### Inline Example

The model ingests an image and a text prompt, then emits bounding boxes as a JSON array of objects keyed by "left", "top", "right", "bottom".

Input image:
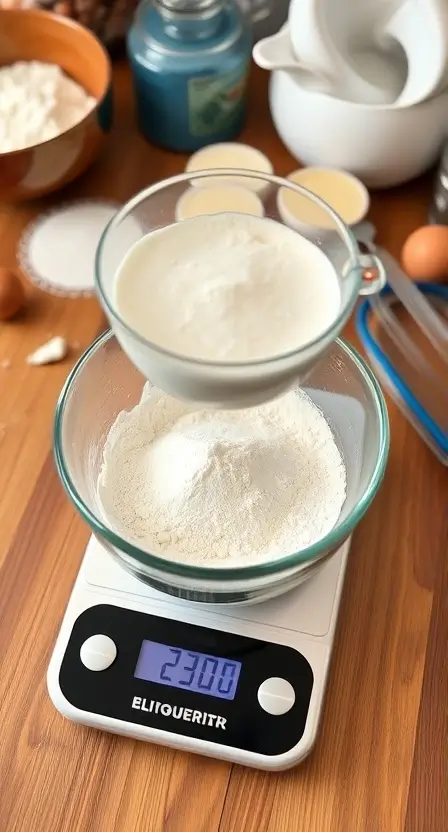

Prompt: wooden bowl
[{"left": 0, "top": 9, "right": 112, "bottom": 201}]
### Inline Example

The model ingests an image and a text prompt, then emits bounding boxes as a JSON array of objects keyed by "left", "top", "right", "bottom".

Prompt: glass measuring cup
[{"left": 95, "top": 170, "right": 385, "bottom": 408}]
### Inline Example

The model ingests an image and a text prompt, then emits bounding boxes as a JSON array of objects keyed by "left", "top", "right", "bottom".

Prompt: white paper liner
[{"left": 18, "top": 199, "right": 143, "bottom": 298}]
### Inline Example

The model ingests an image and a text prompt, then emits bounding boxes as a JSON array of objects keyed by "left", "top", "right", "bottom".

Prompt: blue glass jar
[{"left": 127, "top": 0, "right": 253, "bottom": 152}]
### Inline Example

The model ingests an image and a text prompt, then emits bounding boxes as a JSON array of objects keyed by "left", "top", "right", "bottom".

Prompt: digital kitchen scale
[{"left": 47, "top": 535, "right": 351, "bottom": 771}]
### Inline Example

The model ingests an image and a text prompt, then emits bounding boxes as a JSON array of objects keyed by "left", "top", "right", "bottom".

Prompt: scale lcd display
[{"left": 134, "top": 640, "right": 242, "bottom": 701}]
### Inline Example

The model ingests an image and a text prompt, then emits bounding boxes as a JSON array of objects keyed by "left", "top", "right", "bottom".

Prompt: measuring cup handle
[{"left": 358, "top": 254, "right": 387, "bottom": 296}]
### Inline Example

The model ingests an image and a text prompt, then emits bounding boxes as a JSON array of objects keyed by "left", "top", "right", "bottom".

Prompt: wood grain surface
[{"left": 0, "top": 64, "right": 446, "bottom": 832}]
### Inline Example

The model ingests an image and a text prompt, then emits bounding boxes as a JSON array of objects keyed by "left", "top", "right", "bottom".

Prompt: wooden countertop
[{"left": 0, "top": 64, "right": 446, "bottom": 832}]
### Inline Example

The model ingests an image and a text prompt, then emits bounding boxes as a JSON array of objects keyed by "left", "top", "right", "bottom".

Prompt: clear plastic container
[
  {"left": 54, "top": 330, "right": 389, "bottom": 604},
  {"left": 95, "top": 169, "right": 385, "bottom": 409},
  {"left": 357, "top": 278, "right": 448, "bottom": 464}
]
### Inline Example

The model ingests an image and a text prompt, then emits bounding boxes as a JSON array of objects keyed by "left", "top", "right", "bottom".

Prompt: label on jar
[{"left": 188, "top": 63, "right": 249, "bottom": 137}]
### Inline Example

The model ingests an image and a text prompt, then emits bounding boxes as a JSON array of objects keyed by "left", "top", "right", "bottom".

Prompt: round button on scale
[
  {"left": 80, "top": 634, "right": 117, "bottom": 671},
  {"left": 257, "top": 677, "right": 296, "bottom": 716}
]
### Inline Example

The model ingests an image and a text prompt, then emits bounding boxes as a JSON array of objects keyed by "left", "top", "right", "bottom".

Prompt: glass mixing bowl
[
  {"left": 54, "top": 330, "right": 389, "bottom": 605},
  {"left": 95, "top": 170, "right": 385, "bottom": 408}
]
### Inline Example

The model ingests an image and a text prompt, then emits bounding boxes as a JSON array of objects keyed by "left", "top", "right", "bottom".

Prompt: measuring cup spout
[
  {"left": 253, "top": 25, "right": 330, "bottom": 91},
  {"left": 253, "top": 25, "right": 302, "bottom": 71}
]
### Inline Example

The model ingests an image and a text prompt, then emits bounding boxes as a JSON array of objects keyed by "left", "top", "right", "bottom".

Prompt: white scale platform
[{"left": 47, "top": 536, "right": 351, "bottom": 771}]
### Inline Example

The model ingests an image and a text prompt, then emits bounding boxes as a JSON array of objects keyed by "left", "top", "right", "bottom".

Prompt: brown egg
[
  {"left": 0, "top": 268, "right": 26, "bottom": 320},
  {"left": 401, "top": 225, "right": 448, "bottom": 282}
]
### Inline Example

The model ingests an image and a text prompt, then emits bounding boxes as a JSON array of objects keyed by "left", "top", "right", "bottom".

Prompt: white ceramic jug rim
[{"left": 274, "top": 67, "right": 448, "bottom": 112}]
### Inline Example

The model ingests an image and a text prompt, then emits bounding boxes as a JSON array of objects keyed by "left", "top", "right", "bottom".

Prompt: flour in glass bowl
[
  {"left": 0, "top": 62, "right": 96, "bottom": 153},
  {"left": 97, "top": 385, "right": 347, "bottom": 568}
]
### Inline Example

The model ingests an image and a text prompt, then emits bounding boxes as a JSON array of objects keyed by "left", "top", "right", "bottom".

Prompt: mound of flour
[
  {"left": 97, "top": 385, "right": 347, "bottom": 567},
  {"left": 0, "top": 61, "right": 95, "bottom": 153}
]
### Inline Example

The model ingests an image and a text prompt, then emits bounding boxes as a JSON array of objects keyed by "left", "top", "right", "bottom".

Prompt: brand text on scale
[{"left": 131, "top": 697, "right": 227, "bottom": 729}]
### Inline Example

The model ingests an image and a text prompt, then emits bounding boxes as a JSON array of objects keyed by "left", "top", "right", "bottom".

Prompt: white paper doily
[{"left": 18, "top": 200, "right": 143, "bottom": 298}]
